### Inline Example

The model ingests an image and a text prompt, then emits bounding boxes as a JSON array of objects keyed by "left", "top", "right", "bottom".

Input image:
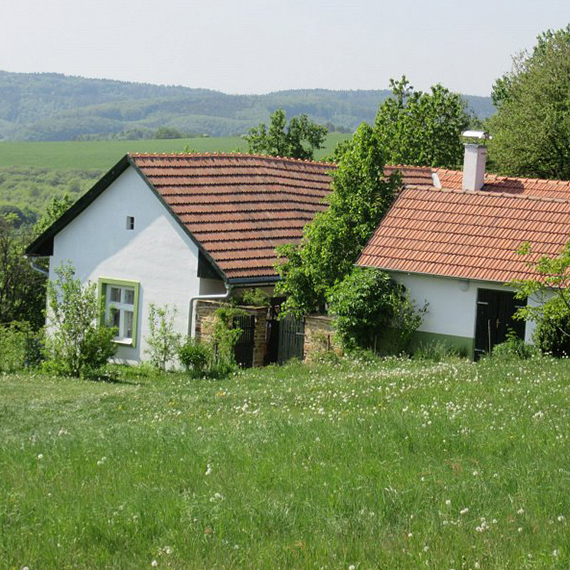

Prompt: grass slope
[
  {"left": 0, "top": 133, "right": 348, "bottom": 171},
  {"left": 2, "top": 356, "right": 570, "bottom": 568}
]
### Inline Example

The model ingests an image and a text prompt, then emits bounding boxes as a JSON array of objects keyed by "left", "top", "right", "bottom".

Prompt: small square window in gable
[{"left": 126, "top": 216, "right": 135, "bottom": 230}]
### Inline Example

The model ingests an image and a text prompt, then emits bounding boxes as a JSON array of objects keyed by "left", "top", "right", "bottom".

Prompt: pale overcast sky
[{"left": 1, "top": 0, "right": 569, "bottom": 96}]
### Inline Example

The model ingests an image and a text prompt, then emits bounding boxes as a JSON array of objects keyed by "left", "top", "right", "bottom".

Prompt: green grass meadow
[
  {"left": 2, "top": 356, "right": 570, "bottom": 568},
  {"left": 0, "top": 133, "right": 348, "bottom": 171}
]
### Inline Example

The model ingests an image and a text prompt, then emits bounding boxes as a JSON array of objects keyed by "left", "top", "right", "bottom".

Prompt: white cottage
[
  {"left": 26, "top": 153, "right": 335, "bottom": 364},
  {"left": 358, "top": 145, "right": 570, "bottom": 358}
]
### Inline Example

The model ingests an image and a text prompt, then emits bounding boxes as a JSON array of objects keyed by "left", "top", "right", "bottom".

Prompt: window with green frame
[{"left": 98, "top": 278, "right": 141, "bottom": 347}]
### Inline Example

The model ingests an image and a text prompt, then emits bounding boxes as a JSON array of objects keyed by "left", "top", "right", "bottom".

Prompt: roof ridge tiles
[
  {"left": 410, "top": 186, "right": 570, "bottom": 205},
  {"left": 129, "top": 152, "right": 336, "bottom": 168}
]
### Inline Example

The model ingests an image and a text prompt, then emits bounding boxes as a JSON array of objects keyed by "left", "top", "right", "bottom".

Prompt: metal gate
[
  {"left": 233, "top": 315, "right": 255, "bottom": 368},
  {"left": 277, "top": 316, "right": 305, "bottom": 364}
]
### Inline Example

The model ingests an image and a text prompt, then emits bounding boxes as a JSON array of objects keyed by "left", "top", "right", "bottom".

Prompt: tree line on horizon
[{"left": 0, "top": 70, "right": 494, "bottom": 142}]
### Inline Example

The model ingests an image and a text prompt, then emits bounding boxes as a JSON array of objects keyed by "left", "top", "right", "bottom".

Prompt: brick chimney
[{"left": 461, "top": 131, "right": 490, "bottom": 191}]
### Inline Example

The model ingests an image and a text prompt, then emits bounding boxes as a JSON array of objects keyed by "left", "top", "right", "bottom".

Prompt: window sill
[{"left": 113, "top": 339, "right": 135, "bottom": 347}]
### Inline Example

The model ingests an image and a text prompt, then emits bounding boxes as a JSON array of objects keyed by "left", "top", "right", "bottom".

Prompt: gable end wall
[{"left": 50, "top": 166, "right": 204, "bottom": 363}]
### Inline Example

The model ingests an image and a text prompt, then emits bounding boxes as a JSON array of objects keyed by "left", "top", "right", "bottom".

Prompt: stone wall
[
  {"left": 303, "top": 315, "right": 341, "bottom": 362},
  {"left": 195, "top": 300, "right": 268, "bottom": 367}
]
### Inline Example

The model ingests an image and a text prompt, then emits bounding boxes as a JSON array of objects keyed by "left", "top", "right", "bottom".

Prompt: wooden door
[{"left": 474, "top": 289, "right": 526, "bottom": 359}]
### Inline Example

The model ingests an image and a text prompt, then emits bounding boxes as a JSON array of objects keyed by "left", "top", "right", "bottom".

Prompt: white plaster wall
[
  {"left": 50, "top": 166, "right": 204, "bottom": 364},
  {"left": 389, "top": 272, "right": 536, "bottom": 344}
]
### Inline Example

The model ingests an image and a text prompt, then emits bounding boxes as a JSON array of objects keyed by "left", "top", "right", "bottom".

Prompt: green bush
[
  {"left": 492, "top": 330, "right": 541, "bottom": 360},
  {"left": 45, "top": 263, "right": 117, "bottom": 377},
  {"left": 328, "top": 267, "right": 426, "bottom": 354},
  {"left": 235, "top": 288, "right": 270, "bottom": 307},
  {"left": 144, "top": 304, "right": 181, "bottom": 371},
  {"left": 210, "top": 306, "right": 246, "bottom": 375},
  {"left": 0, "top": 321, "right": 43, "bottom": 372},
  {"left": 533, "top": 298, "right": 570, "bottom": 356},
  {"left": 178, "top": 337, "right": 211, "bottom": 377}
]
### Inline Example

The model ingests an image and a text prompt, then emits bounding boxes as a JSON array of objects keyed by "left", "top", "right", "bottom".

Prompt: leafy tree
[
  {"left": 154, "top": 126, "right": 185, "bottom": 139},
  {"left": 0, "top": 215, "right": 46, "bottom": 329},
  {"left": 275, "top": 123, "right": 400, "bottom": 316},
  {"left": 45, "top": 263, "right": 117, "bottom": 376},
  {"left": 374, "top": 77, "right": 470, "bottom": 169},
  {"left": 488, "top": 26, "right": 570, "bottom": 179},
  {"left": 328, "top": 267, "right": 425, "bottom": 352},
  {"left": 0, "top": 205, "right": 36, "bottom": 228},
  {"left": 144, "top": 303, "right": 181, "bottom": 371},
  {"left": 34, "top": 194, "right": 74, "bottom": 236},
  {"left": 510, "top": 239, "right": 570, "bottom": 355},
  {"left": 245, "top": 109, "right": 328, "bottom": 160}
]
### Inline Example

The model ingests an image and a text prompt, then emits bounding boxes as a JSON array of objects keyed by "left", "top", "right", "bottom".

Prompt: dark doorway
[
  {"left": 474, "top": 289, "right": 526, "bottom": 360},
  {"left": 233, "top": 314, "right": 255, "bottom": 368},
  {"left": 265, "top": 297, "right": 285, "bottom": 365}
]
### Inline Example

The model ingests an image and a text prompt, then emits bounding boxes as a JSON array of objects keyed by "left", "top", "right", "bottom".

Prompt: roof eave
[
  {"left": 227, "top": 275, "right": 280, "bottom": 286},
  {"left": 356, "top": 263, "right": 517, "bottom": 287}
]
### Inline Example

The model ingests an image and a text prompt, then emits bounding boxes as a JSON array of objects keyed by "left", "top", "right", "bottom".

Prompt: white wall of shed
[
  {"left": 390, "top": 272, "right": 537, "bottom": 343},
  {"left": 50, "top": 166, "right": 203, "bottom": 364}
]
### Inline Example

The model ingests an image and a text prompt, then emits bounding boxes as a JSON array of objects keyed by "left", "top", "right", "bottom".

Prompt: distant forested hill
[{"left": 0, "top": 71, "right": 495, "bottom": 141}]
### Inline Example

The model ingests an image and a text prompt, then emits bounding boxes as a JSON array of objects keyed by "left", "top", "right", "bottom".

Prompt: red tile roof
[
  {"left": 358, "top": 188, "right": 570, "bottom": 283},
  {"left": 130, "top": 153, "right": 335, "bottom": 281},
  {"left": 436, "top": 168, "right": 570, "bottom": 199}
]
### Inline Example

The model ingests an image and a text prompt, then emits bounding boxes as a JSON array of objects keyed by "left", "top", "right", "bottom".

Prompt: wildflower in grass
[
  {"left": 517, "top": 508, "right": 524, "bottom": 514},
  {"left": 558, "top": 515, "right": 565, "bottom": 522},
  {"left": 205, "top": 464, "right": 212, "bottom": 476},
  {"left": 151, "top": 560, "right": 158, "bottom": 567},
  {"left": 460, "top": 508, "right": 469, "bottom": 515},
  {"left": 445, "top": 499, "right": 451, "bottom": 506},
  {"left": 37, "top": 454, "right": 43, "bottom": 460}
]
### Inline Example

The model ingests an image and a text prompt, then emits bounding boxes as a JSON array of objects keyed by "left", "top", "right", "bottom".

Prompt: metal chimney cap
[{"left": 462, "top": 130, "right": 491, "bottom": 140}]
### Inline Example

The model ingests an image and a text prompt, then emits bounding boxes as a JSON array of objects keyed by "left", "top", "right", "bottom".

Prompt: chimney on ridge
[{"left": 461, "top": 131, "right": 490, "bottom": 192}]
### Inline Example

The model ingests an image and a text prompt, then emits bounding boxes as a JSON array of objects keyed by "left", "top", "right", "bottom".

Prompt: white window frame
[{"left": 99, "top": 278, "right": 140, "bottom": 347}]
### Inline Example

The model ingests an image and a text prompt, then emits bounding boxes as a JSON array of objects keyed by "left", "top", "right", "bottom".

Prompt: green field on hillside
[
  {"left": 0, "top": 134, "right": 349, "bottom": 217},
  {"left": 0, "top": 133, "right": 348, "bottom": 171},
  {"left": 2, "top": 356, "right": 570, "bottom": 568}
]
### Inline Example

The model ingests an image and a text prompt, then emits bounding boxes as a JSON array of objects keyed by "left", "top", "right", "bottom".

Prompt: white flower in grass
[
  {"left": 553, "top": 549, "right": 559, "bottom": 557},
  {"left": 460, "top": 508, "right": 469, "bottom": 515},
  {"left": 37, "top": 454, "right": 43, "bottom": 460},
  {"left": 445, "top": 499, "right": 451, "bottom": 506},
  {"left": 558, "top": 515, "right": 565, "bottom": 522},
  {"left": 151, "top": 560, "right": 158, "bottom": 567},
  {"left": 517, "top": 508, "right": 524, "bottom": 515},
  {"left": 348, "top": 565, "right": 356, "bottom": 570},
  {"left": 205, "top": 464, "right": 212, "bottom": 476}
]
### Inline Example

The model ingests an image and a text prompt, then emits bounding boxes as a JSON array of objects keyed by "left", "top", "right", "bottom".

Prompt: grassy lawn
[
  {"left": 0, "top": 133, "right": 348, "bottom": 171},
  {"left": 2, "top": 356, "right": 570, "bottom": 568}
]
